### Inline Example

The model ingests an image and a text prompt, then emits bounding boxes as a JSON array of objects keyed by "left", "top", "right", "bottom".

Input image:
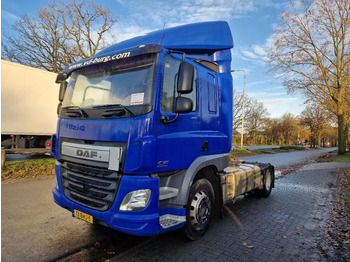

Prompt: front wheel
[{"left": 184, "top": 178, "right": 215, "bottom": 240}]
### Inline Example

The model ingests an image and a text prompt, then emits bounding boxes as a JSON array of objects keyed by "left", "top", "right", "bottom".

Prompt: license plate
[{"left": 74, "top": 209, "right": 93, "bottom": 224}]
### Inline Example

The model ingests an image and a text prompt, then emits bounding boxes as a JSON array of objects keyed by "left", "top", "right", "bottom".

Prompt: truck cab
[{"left": 52, "top": 21, "right": 274, "bottom": 240}]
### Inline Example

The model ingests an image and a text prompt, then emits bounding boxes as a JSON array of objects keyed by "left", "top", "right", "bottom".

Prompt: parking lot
[
  {"left": 110, "top": 162, "right": 341, "bottom": 262},
  {"left": 2, "top": 153, "right": 349, "bottom": 262}
]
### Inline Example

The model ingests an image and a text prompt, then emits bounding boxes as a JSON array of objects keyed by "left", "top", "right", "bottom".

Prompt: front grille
[{"left": 61, "top": 162, "right": 120, "bottom": 211}]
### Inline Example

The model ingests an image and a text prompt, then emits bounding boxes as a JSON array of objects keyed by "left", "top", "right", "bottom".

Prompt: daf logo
[{"left": 76, "top": 149, "right": 98, "bottom": 158}]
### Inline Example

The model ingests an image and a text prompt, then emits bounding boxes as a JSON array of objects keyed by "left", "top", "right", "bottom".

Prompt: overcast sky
[{"left": 1, "top": 0, "right": 307, "bottom": 117}]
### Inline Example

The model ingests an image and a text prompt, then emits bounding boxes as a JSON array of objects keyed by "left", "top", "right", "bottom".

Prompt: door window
[{"left": 161, "top": 56, "right": 197, "bottom": 112}]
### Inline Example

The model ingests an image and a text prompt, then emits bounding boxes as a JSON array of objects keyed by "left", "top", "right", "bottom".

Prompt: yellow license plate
[{"left": 74, "top": 209, "right": 93, "bottom": 224}]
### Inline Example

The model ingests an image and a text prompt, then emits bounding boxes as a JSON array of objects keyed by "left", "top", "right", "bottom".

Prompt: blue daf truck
[{"left": 52, "top": 21, "right": 274, "bottom": 240}]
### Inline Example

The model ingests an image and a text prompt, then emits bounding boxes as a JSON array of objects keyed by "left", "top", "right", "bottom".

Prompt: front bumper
[{"left": 53, "top": 162, "right": 185, "bottom": 236}]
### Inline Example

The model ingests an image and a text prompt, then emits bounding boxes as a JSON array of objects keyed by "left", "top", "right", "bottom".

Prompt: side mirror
[
  {"left": 57, "top": 102, "right": 62, "bottom": 115},
  {"left": 56, "top": 73, "right": 68, "bottom": 83},
  {"left": 160, "top": 97, "right": 193, "bottom": 124},
  {"left": 177, "top": 62, "right": 194, "bottom": 94},
  {"left": 59, "top": 81, "right": 68, "bottom": 102},
  {"left": 175, "top": 97, "right": 193, "bottom": 113}
]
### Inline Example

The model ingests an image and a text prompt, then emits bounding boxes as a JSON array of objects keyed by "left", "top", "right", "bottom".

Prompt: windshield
[{"left": 62, "top": 54, "right": 156, "bottom": 113}]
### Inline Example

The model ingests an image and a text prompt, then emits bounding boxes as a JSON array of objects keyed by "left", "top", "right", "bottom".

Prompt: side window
[
  {"left": 207, "top": 74, "right": 217, "bottom": 113},
  {"left": 161, "top": 56, "right": 197, "bottom": 112}
]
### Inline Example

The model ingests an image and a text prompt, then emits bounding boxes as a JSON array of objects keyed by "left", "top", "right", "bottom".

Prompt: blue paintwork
[
  {"left": 53, "top": 167, "right": 164, "bottom": 236},
  {"left": 64, "top": 21, "right": 233, "bottom": 74},
  {"left": 98, "top": 21, "right": 233, "bottom": 55},
  {"left": 53, "top": 21, "right": 234, "bottom": 236}
]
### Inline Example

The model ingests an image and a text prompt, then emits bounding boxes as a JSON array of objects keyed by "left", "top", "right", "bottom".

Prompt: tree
[
  {"left": 322, "top": 124, "right": 339, "bottom": 147},
  {"left": 233, "top": 89, "right": 268, "bottom": 130},
  {"left": 300, "top": 102, "right": 334, "bottom": 147},
  {"left": 264, "top": 117, "right": 283, "bottom": 145},
  {"left": 2, "top": 0, "right": 117, "bottom": 72},
  {"left": 268, "top": 0, "right": 350, "bottom": 154},
  {"left": 298, "top": 124, "right": 311, "bottom": 145},
  {"left": 279, "top": 113, "right": 300, "bottom": 145},
  {"left": 233, "top": 89, "right": 269, "bottom": 144},
  {"left": 245, "top": 101, "right": 269, "bottom": 143},
  {"left": 233, "top": 89, "right": 247, "bottom": 131},
  {"left": 264, "top": 114, "right": 301, "bottom": 145}
]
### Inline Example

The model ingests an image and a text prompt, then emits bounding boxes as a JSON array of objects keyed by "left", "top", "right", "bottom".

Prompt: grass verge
[
  {"left": 331, "top": 153, "right": 350, "bottom": 162},
  {"left": 260, "top": 146, "right": 307, "bottom": 153},
  {"left": 1, "top": 158, "right": 56, "bottom": 183},
  {"left": 230, "top": 145, "right": 308, "bottom": 158},
  {"left": 230, "top": 148, "right": 257, "bottom": 156},
  {"left": 278, "top": 146, "right": 306, "bottom": 150},
  {"left": 230, "top": 148, "right": 260, "bottom": 160}
]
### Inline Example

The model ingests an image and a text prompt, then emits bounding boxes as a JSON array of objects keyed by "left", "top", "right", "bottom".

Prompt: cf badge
[{"left": 157, "top": 161, "right": 169, "bottom": 168}]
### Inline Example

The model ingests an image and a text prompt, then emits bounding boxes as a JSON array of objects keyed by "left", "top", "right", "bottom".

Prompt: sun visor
[{"left": 62, "top": 44, "right": 162, "bottom": 73}]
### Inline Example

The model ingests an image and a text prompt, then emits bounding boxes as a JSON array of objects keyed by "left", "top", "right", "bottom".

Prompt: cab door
[{"left": 155, "top": 55, "right": 201, "bottom": 172}]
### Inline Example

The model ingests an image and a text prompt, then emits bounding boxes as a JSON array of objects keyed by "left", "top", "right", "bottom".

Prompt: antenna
[{"left": 158, "top": 22, "right": 166, "bottom": 45}]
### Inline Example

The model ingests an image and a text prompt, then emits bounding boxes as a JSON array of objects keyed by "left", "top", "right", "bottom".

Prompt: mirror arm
[
  {"left": 166, "top": 50, "right": 186, "bottom": 61},
  {"left": 160, "top": 114, "right": 179, "bottom": 124}
]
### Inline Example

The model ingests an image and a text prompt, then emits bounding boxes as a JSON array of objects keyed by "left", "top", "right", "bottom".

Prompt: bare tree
[
  {"left": 233, "top": 89, "right": 270, "bottom": 145},
  {"left": 245, "top": 101, "right": 269, "bottom": 139},
  {"left": 2, "top": 0, "right": 117, "bottom": 72},
  {"left": 233, "top": 89, "right": 245, "bottom": 131},
  {"left": 233, "top": 89, "right": 267, "bottom": 131},
  {"left": 268, "top": 0, "right": 350, "bottom": 154}
]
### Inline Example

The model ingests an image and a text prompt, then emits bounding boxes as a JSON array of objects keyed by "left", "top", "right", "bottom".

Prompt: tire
[
  {"left": 256, "top": 168, "right": 273, "bottom": 198},
  {"left": 184, "top": 178, "right": 215, "bottom": 240}
]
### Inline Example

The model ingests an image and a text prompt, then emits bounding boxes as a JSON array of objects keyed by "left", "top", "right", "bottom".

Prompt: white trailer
[{"left": 1, "top": 60, "right": 58, "bottom": 149}]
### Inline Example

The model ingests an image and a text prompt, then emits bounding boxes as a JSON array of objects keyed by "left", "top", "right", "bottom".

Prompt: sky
[{"left": 1, "top": 0, "right": 307, "bottom": 117}]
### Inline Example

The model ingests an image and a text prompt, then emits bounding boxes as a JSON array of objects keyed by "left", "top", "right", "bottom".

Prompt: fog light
[{"left": 120, "top": 189, "right": 151, "bottom": 211}]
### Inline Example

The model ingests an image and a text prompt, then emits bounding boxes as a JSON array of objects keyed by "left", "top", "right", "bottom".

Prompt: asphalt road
[
  {"left": 239, "top": 147, "right": 337, "bottom": 169},
  {"left": 1, "top": 178, "right": 136, "bottom": 262},
  {"left": 3, "top": 178, "right": 88, "bottom": 261},
  {"left": 244, "top": 145, "right": 281, "bottom": 150},
  {"left": 0, "top": 148, "right": 344, "bottom": 261}
]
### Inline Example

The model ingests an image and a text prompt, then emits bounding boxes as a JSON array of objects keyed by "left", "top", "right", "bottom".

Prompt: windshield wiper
[
  {"left": 62, "top": 106, "right": 88, "bottom": 118},
  {"left": 92, "top": 104, "right": 135, "bottom": 117},
  {"left": 92, "top": 104, "right": 122, "bottom": 109}
]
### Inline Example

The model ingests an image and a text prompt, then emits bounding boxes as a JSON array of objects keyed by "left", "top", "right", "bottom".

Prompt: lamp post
[{"left": 231, "top": 69, "right": 246, "bottom": 149}]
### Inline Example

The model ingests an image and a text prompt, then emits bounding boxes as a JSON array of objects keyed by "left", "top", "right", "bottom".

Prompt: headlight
[{"left": 120, "top": 189, "right": 151, "bottom": 211}]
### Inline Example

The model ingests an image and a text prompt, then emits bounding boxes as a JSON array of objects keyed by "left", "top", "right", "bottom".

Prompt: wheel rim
[
  {"left": 265, "top": 170, "right": 272, "bottom": 191},
  {"left": 189, "top": 190, "right": 211, "bottom": 227}
]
